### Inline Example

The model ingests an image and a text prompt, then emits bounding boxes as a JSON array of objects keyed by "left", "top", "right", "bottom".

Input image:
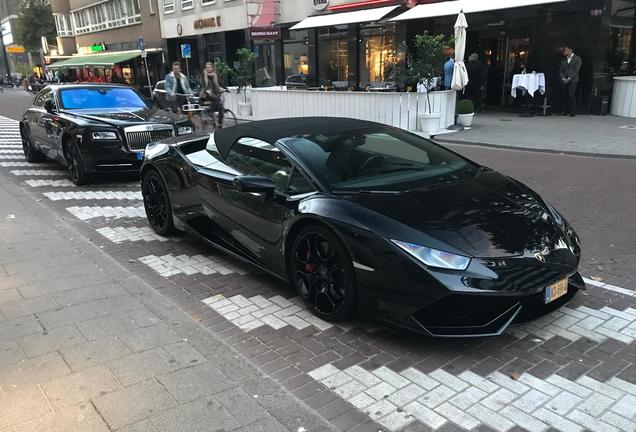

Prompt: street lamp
[{"left": 0, "top": 24, "right": 10, "bottom": 77}]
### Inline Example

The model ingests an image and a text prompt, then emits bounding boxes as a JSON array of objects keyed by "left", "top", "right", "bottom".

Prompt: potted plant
[
  {"left": 410, "top": 32, "right": 453, "bottom": 133},
  {"left": 457, "top": 99, "right": 475, "bottom": 127},
  {"left": 235, "top": 48, "right": 256, "bottom": 117}
]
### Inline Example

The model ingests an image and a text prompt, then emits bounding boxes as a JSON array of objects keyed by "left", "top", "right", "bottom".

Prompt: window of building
[
  {"left": 284, "top": 30, "right": 310, "bottom": 81},
  {"left": 181, "top": 0, "right": 193, "bottom": 10},
  {"left": 359, "top": 24, "right": 396, "bottom": 86},
  {"left": 163, "top": 0, "right": 174, "bottom": 14},
  {"left": 72, "top": 0, "right": 141, "bottom": 35},
  {"left": 54, "top": 14, "right": 75, "bottom": 37},
  {"left": 317, "top": 25, "right": 349, "bottom": 88},
  {"left": 201, "top": 0, "right": 215, "bottom": 5}
]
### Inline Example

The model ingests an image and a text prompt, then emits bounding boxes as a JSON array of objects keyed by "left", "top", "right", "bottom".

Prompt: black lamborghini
[{"left": 140, "top": 118, "right": 584, "bottom": 337}]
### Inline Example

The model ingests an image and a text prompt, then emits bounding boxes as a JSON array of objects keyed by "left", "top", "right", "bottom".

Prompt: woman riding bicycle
[{"left": 200, "top": 62, "right": 226, "bottom": 128}]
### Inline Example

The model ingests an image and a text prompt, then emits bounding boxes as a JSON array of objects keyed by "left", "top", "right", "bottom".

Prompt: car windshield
[
  {"left": 59, "top": 87, "right": 147, "bottom": 110},
  {"left": 284, "top": 127, "right": 477, "bottom": 192}
]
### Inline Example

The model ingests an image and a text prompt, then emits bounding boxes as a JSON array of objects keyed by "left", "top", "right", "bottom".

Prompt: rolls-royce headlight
[
  {"left": 177, "top": 126, "right": 193, "bottom": 135},
  {"left": 91, "top": 131, "right": 118, "bottom": 140},
  {"left": 391, "top": 240, "right": 471, "bottom": 271}
]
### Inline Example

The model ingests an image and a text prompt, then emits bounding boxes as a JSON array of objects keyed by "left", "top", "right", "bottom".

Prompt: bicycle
[{"left": 178, "top": 90, "right": 237, "bottom": 132}]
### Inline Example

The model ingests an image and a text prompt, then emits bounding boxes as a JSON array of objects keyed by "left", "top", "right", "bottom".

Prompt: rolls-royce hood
[
  {"left": 64, "top": 107, "right": 186, "bottom": 127},
  {"left": 345, "top": 170, "right": 566, "bottom": 258}
]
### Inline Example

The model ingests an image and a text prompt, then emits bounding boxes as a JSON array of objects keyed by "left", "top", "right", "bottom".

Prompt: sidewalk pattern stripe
[{"left": 44, "top": 191, "right": 142, "bottom": 201}]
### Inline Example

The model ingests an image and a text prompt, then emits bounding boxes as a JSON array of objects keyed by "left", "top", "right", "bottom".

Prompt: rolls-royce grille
[{"left": 125, "top": 128, "right": 174, "bottom": 151}]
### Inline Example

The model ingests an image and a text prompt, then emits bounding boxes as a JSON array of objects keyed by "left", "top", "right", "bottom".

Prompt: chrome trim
[
  {"left": 124, "top": 124, "right": 174, "bottom": 151},
  {"left": 353, "top": 261, "right": 375, "bottom": 272},
  {"left": 96, "top": 163, "right": 134, "bottom": 167}
]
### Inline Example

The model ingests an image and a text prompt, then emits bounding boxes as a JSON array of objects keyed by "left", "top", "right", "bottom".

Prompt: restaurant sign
[
  {"left": 194, "top": 16, "right": 222, "bottom": 30},
  {"left": 250, "top": 27, "right": 281, "bottom": 40}
]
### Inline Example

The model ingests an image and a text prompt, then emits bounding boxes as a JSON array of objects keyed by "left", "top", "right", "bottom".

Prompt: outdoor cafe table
[{"left": 511, "top": 72, "right": 546, "bottom": 98}]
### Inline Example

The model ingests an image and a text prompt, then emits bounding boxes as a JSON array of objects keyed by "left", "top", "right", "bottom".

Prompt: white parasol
[{"left": 451, "top": 10, "right": 469, "bottom": 91}]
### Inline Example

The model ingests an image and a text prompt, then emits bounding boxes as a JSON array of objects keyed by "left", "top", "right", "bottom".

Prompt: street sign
[
  {"left": 181, "top": 43, "right": 191, "bottom": 59},
  {"left": 138, "top": 37, "right": 145, "bottom": 52}
]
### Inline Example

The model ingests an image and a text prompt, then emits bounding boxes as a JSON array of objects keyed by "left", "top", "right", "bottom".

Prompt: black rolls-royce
[{"left": 20, "top": 84, "right": 194, "bottom": 185}]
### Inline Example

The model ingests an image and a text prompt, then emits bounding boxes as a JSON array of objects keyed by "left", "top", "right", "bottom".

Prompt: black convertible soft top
[{"left": 213, "top": 117, "right": 383, "bottom": 158}]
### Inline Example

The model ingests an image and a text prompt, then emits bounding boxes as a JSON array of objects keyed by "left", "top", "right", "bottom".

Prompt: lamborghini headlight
[
  {"left": 177, "top": 125, "right": 193, "bottom": 135},
  {"left": 392, "top": 240, "right": 471, "bottom": 271}
]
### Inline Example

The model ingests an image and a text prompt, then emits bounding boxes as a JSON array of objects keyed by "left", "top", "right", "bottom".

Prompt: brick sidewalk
[{"left": 0, "top": 177, "right": 336, "bottom": 431}]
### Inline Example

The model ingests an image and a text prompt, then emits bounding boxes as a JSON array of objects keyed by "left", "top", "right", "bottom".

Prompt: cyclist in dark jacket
[{"left": 200, "top": 62, "right": 226, "bottom": 128}]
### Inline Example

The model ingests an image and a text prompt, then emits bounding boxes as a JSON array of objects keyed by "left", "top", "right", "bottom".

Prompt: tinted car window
[
  {"left": 284, "top": 128, "right": 476, "bottom": 192},
  {"left": 59, "top": 87, "right": 148, "bottom": 109},
  {"left": 225, "top": 137, "right": 312, "bottom": 194},
  {"left": 155, "top": 81, "right": 165, "bottom": 90}
]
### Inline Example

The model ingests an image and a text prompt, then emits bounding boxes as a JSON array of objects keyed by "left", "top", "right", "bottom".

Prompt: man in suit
[{"left": 559, "top": 46, "right": 582, "bottom": 117}]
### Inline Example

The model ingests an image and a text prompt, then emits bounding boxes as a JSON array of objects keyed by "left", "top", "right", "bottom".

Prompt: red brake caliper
[{"left": 305, "top": 250, "right": 315, "bottom": 272}]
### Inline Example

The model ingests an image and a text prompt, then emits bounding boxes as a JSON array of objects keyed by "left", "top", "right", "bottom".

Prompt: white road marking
[
  {"left": 0, "top": 162, "right": 55, "bottom": 167},
  {"left": 66, "top": 205, "right": 146, "bottom": 220},
  {"left": 44, "top": 191, "right": 142, "bottom": 201},
  {"left": 24, "top": 179, "right": 75, "bottom": 187},
  {"left": 10, "top": 169, "right": 65, "bottom": 176},
  {"left": 0, "top": 145, "right": 21, "bottom": 149},
  {"left": 96, "top": 226, "right": 178, "bottom": 243},
  {"left": 0, "top": 149, "right": 23, "bottom": 154},
  {"left": 309, "top": 365, "right": 636, "bottom": 432},
  {"left": 139, "top": 254, "right": 248, "bottom": 278},
  {"left": 584, "top": 277, "right": 636, "bottom": 298},
  {"left": 0, "top": 155, "right": 26, "bottom": 160},
  {"left": 202, "top": 293, "right": 333, "bottom": 332}
]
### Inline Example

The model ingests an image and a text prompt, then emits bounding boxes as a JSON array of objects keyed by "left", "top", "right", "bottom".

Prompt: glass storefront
[
  {"left": 317, "top": 25, "right": 350, "bottom": 87},
  {"left": 283, "top": 29, "right": 310, "bottom": 80},
  {"left": 359, "top": 23, "right": 396, "bottom": 86},
  {"left": 254, "top": 41, "right": 277, "bottom": 87}
]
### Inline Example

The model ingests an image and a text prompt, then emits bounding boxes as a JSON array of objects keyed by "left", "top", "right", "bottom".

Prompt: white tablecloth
[{"left": 511, "top": 73, "right": 546, "bottom": 97}]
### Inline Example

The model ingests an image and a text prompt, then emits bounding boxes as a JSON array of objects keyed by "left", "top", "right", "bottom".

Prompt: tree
[
  {"left": 234, "top": 48, "right": 256, "bottom": 103},
  {"left": 15, "top": 0, "right": 56, "bottom": 52}
]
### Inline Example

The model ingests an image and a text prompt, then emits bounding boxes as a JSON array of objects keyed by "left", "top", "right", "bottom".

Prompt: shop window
[
  {"left": 359, "top": 24, "right": 395, "bottom": 87},
  {"left": 606, "top": 0, "right": 635, "bottom": 76},
  {"left": 284, "top": 30, "right": 310, "bottom": 80},
  {"left": 163, "top": 0, "right": 175, "bottom": 14},
  {"left": 317, "top": 25, "right": 349, "bottom": 88},
  {"left": 181, "top": 0, "right": 193, "bottom": 10}
]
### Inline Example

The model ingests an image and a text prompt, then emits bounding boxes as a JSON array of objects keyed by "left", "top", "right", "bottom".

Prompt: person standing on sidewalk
[{"left": 559, "top": 45, "right": 582, "bottom": 117}]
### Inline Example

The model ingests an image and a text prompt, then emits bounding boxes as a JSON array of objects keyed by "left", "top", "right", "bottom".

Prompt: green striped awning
[{"left": 48, "top": 52, "right": 141, "bottom": 69}]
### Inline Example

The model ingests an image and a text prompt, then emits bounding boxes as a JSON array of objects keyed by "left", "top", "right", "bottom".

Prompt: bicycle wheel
[{"left": 222, "top": 109, "right": 238, "bottom": 128}]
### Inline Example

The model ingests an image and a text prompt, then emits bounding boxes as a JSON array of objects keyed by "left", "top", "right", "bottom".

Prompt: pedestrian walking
[
  {"left": 165, "top": 61, "right": 192, "bottom": 113},
  {"left": 558, "top": 45, "right": 582, "bottom": 117}
]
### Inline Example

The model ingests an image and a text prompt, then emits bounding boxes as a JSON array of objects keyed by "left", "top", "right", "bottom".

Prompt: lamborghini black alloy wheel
[
  {"left": 142, "top": 171, "right": 175, "bottom": 235},
  {"left": 292, "top": 227, "right": 355, "bottom": 319}
]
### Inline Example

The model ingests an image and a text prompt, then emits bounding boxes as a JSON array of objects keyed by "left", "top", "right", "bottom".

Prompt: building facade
[
  {"left": 0, "top": 0, "right": 28, "bottom": 76},
  {"left": 49, "top": 0, "right": 164, "bottom": 92}
]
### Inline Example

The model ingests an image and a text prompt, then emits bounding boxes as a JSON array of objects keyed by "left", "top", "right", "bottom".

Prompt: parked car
[
  {"left": 285, "top": 74, "right": 334, "bottom": 90},
  {"left": 140, "top": 118, "right": 584, "bottom": 337},
  {"left": 20, "top": 84, "right": 194, "bottom": 185},
  {"left": 152, "top": 79, "right": 202, "bottom": 110}
]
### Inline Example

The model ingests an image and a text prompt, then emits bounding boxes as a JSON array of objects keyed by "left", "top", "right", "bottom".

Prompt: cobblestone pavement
[{"left": 1, "top": 112, "right": 635, "bottom": 432}]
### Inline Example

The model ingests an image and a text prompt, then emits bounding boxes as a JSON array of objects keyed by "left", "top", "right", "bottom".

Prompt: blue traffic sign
[
  {"left": 138, "top": 37, "right": 145, "bottom": 52},
  {"left": 181, "top": 44, "right": 191, "bottom": 59}
]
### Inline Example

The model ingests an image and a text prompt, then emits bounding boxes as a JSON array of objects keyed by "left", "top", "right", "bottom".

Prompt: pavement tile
[
  {"left": 18, "top": 325, "right": 86, "bottom": 358},
  {"left": 59, "top": 335, "right": 132, "bottom": 371},
  {"left": 0, "top": 296, "right": 59, "bottom": 320},
  {"left": 232, "top": 415, "right": 290, "bottom": 432},
  {"left": 52, "top": 283, "right": 127, "bottom": 306},
  {"left": 156, "top": 361, "right": 235, "bottom": 404},
  {"left": 92, "top": 380, "right": 178, "bottom": 430},
  {"left": 37, "top": 303, "right": 97, "bottom": 330},
  {"left": 0, "top": 351, "right": 71, "bottom": 390},
  {"left": 0, "top": 385, "right": 52, "bottom": 429},
  {"left": 0, "top": 340, "right": 26, "bottom": 367},
  {"left": 41, "top": 365, "right": 121, "bottom": 409},
  {"left": 106, "top": 347, "right": 187, "bottom": 386},
  {"left": 214, "top": 387, "right": 270, "bottom": 425},
  {"left": 88, "top": 295, "right": 144, "bottom": 316},
  {"left": 76, "top": 313, "right": 142, "bottom": 341},
  {"left": 13, "top": 403, "right": 109, "bottom": 432},
  {"left": 0, "top": 315, "right": 41, "bottom": 341},
  {"left": 117, "top": 323, "right": 181, "bottom": 352}
]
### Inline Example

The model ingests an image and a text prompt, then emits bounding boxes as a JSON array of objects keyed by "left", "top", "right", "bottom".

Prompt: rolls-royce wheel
[
  {"left": 65, "top": 141, "right": 89, "bottom": 186},
  {"left": 142, "top": 170, "right": 175, "bottom": 235},
  {"left": 291, "top": 225, "right": 356, "bottom": 321},
  {"left": 21, "top": 126, "right": 45, "bottom": 163}
]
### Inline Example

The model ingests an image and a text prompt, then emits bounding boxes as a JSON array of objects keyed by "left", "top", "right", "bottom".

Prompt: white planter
[
  {"left": 418, "top": 112, "right": 443, "bottom": 133},
  {"left": 237, "top": 102, "right": 252, "bottom": 117},
  {"left": 457, "top": 113, "right": 474, "bottom": 127}
]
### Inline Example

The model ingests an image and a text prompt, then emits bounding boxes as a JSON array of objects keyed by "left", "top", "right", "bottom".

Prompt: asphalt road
[
  {"left": 2, "top": 88, "right": 636, "bottom": 432},
  {"left": 2, "top": 87, "right": 633, "bottom": 287}
]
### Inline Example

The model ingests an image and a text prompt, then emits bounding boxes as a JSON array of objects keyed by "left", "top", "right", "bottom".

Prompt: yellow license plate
[{"left": 545, "top": 278, "right": 568, "bottom": 303}]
